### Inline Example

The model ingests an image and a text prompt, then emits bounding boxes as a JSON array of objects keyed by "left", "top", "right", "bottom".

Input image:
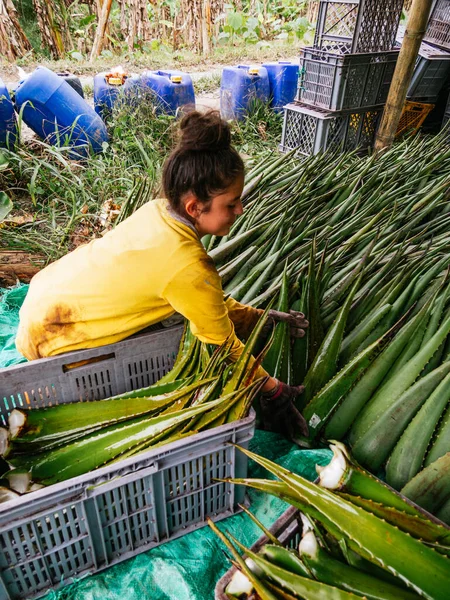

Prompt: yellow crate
[{"left": 396, "top": 100, "right": 435, "bottom": 137}]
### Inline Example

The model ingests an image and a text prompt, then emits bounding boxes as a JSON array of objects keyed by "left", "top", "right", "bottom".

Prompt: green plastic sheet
[
  {"left": 0, "top": 284, "right": 28, "bottom": 368},
  {"left": 43, "top": 433, "right": 332, "bottom": 600}
]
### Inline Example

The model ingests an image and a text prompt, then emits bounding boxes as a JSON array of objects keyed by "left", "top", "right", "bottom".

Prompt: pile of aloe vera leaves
[
  {"left": 206, "top": 129, "right": 450, "bottom": 522},
  {"left": 1, "top": 313, "right": 270, "bottom": 494},
  {"left": 211, "top": 443, "right": 450, "bottom": 600}
]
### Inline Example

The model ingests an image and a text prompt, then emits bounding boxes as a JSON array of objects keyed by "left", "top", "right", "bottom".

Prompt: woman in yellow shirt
[{"left": 16, "top": 110, "right": 308, "bottom": 438}]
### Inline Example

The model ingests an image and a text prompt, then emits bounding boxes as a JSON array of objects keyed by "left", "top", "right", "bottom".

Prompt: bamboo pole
[
  {"left": 90, "top": 0, "right": 112, "bottom": 61},
  {"left": 374, "top": 0, "right": 434, "bottom": 152}
]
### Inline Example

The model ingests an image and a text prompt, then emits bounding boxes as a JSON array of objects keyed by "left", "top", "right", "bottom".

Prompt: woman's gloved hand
[
  {"left": 260, "top": 380, "right": 309, "bottom": 439},
  {"left": 268, "top": 309, "right": 309, "bottom": 338}
]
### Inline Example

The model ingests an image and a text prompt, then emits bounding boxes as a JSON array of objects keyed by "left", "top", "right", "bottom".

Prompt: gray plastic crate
[
  {"left": 280, "top": 101, "right": 382, "bottom": 156},
  {"left": 313, "top": 0, "right": 404, "bottom": 54},
  {"left": 396, "top": 28, "right": 450, "bottom": 102},
  {"left": 424, "top": 0, "right": 450, "bottom": 51},
  {"left": 214, "top": 506, "right": 301, "bottom": 599},
  {"left": 297, "top": 47, "right": 399, "bottom": 111},
  {"left": 0, "top": 327, "right": 256, "bottom": 600}
]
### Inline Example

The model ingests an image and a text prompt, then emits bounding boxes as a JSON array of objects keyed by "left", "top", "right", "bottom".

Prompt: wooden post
[
  {"left": 90, "top": 0, "right": 113, "bottom": 61},
  {"left": 374, "top": 0, "right": 435, "bottom": 152}
]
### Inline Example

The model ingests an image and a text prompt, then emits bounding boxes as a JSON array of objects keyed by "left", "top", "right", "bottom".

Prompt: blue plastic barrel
[
  {"left": 262, "top": 61, "right": 299, "bottom": 112},
  {"left": 220, "top": 65, "right": 270, "bottom": 120},
  {"left": 0, "top": 78, "right": 17, "bottom": 149},
  {"left": 140, "top": 70, "right": 195, "bottom": 115},
  {"left": 15, "top": 67, "right": 108, "bottom": 157}
]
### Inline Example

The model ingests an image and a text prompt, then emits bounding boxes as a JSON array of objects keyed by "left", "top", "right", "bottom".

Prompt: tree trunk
[
  {"left": 90, "top": 0, "right": 113, "bottom": 60},
  {"left": 0, "top": 251, "right": 46, "bottom": 286},
  {"left": 33, "top": 0, "right": 72, "bottom": 59},
  {"left": 0, "top": 0, "right": 31, "bottom": 60}
]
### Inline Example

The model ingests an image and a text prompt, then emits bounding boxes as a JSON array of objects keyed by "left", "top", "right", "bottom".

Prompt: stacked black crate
[
  {"left": 395, "top": 25, "right": 450, "bottom": 135},
  {"left": 280, "top": 0, "right": 403, "bottom": 156}
]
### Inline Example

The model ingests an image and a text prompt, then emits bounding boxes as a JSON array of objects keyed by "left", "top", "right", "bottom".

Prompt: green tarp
[{"left": 0, "top": 284, "right": 28, "bottom": 368}]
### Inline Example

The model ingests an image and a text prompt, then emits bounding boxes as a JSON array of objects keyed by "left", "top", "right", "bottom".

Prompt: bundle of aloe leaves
[
  {"left": 0, "top": 310, "right": 271, "bottom": 497},
  {"left": 211, "top": 444, "right": 450, "bottom": 600},
  {"left": 205, "top": 128, "right": 450, "bottom": 520}
]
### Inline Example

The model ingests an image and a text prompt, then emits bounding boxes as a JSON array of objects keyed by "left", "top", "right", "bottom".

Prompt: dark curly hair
[{"left": 162, "top": 110, "right": 244, "bottom": 214}]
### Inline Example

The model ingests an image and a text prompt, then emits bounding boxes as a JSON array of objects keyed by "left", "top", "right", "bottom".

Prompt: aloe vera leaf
[
  {"left": 224, "top": 243, "right": 270, "bottom": 295},
  {"left": 339, "top": 304, "right": 391, "bottom": 364},
  {"left": 321, "top": 237, "right": 375, "bottom": 310},
  {"left": 350, "top": 362, "right": 450, "bottom": 472},
  {"left": 338, "top": 494, "right": 450, "bottom": 555},
  {"left": 401, "top": 453, "right": 450, "bottom": 514},
  {"left": 385, "top": 373, "right": 450, "bottom": 490},
  {"left": 225, "top": 378, "right": 266, "bottom": 424},
  {"left": 230, "top": 533, "right": 358, "bottom": 600},
  {"left": 221, "top": 305, "right": 272, "bottom": 396},
  {"left": 325, "top": 301, "right": 433, "bottom": 442},
  {"left": 218, "top": 245, "right": 258, "bottom": 284},
  {"left": 263, "top": 270, "right": 290, "bottom": 378},
  {"left": 299, "top": 531, "right": 420, "bottom": 600},
  {"left": 8, "top": 377, "right": 215, "bottom": 446},
  {"left": 425, "top": 400, "right": 450, "bottom": 466},
  {"left": 299, "top": 317, "right": 401, "bottom": 436},
  {"left": 234, "top": 446, "right": 450, "bottom": 600},
  {"left": 317, "top": 442, "right": 446, "bottom": 522},
  {"left": 109, "top": 377, "right": 192, "bottom": 400},
  {"left": 17, "top": 398, "right": 225, "bottom": 485},
  {"left": 240, "top": 251, "right": 282, "bottom": 305},
  {"left": 302, "top": 278, "right": 360, "bottom": 406},
  {"left": 386, "top": 308, "right": 431, "bottom": 380},
  {"left": 261, "top": 545, "right": 310, "bottom": 577},
  {"left": 306, "top": 239, "right": 324, "bottom": 368},
  {"left": 208, "top": 222, "right": 268, "bottom": 262},
  {"left": 207, "top": 519, "right": 279, "bottom": 600},
  {"left": 292, "top": 290, "right": 308, "bottom": 386},
  {"left": 157, "top": 328, "right": 199, "bottom": 384},
  {"left": 436, "top": 497, "right": 450, "bottom": 526}
]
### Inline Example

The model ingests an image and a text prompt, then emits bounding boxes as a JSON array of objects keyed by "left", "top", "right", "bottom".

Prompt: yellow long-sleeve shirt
[{"left": 16, "top": 199, "right": 265, "bottom": 376}]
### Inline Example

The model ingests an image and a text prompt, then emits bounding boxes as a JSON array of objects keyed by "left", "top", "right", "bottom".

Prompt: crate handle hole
[{"left": 62, "top": 352, "right": 116, "bottom": 373}]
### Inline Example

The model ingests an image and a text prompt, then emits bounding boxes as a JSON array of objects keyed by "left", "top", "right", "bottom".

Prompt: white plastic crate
[
  {"left": 298, "top": 47, "right": 399, "bottom": 111},
  {"left": 0, "top": 327, "right": 256, "bottom": 600},
  {"left": 280, "top": 102, "right": 382, "bottom": 156},
  {"left": 424, "top": 0, "right": 450, "bottom": 51},
  {"left": 313, "top": 0, "right": 404, "bottom": 54}
]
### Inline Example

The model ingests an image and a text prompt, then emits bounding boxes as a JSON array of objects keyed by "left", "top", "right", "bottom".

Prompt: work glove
[
  {"left": 256, "top": 310, "right": 309, "bottom": 354},
  {"left": 260, "top": 380, "right": 309, "bottom": 439}
]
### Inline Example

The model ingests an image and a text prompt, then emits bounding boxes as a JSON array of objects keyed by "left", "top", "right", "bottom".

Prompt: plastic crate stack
[
  {"left": 396, "top": 24, "right": 450, "bottom": 136},
  {"left": 280, "top": 0, "right": 403, "bottom": 156}
]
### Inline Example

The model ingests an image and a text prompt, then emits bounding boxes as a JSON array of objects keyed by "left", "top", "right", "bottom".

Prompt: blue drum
[
  {"left": 94, "top": 72, "right": 137, "bottom": 119},
  {"left": 220, "top": 65, "right": 270, "bottom": 120},
  {"left": 140, "top": 70, "right": 195, "bottom": 115},
  {"left": 15, "top": 67, "right": 108, "bottom": 157},
  {"left": 0, "top": 78, "right": 17, "bottom": 148},
  {"left": 262, "top": 61, "right": 299, "bottom": 112}
]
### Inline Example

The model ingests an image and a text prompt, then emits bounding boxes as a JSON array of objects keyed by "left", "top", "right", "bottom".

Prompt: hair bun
[{"left": 178, "top": 110, "right": 231, "bottom": 152}]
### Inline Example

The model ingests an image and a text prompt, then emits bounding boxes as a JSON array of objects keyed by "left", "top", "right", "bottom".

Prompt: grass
[
  {"left": 0, "top": 92, "right": 282, "bottom": 266},
  {"left": 192, "top": 72, "right": 221, "bottom": 95}
]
